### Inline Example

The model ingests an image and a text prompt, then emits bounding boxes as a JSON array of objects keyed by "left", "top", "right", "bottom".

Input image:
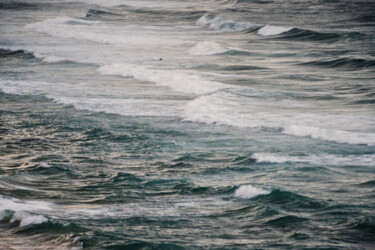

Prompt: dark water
[{"left": 0, "top": 0, "right": 374, "bottom": 249}]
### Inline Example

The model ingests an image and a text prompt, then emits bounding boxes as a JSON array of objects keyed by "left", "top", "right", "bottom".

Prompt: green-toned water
[{"left": 1, "top": 0, "right": 374, "bottom": 249}]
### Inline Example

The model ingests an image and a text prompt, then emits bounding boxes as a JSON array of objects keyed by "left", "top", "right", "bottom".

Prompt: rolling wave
[
  {"left": 253, "top": 189, "right": 327, "bottom": 210},
  {"left": 197, "top": 13, "right": 372, "bottom": 44},
  {"left": 84, "top": 8, "right": 121, "bottom": 18},
  {"left": 0, "top": 208, "right": 83, "bottom": 249},
  {"left": 257, "top": 26, "right": 372, "bottom": 43}
]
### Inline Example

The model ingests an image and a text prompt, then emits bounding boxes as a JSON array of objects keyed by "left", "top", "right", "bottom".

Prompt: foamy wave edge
[
  {"left": 196, "top": 13, "right": 258, "bottom": 32},
  {"left": 284, "top": 125, "right": 375, "bottom": 146},
  {"left": 235, "top": 184, "right": 271, "bottom": 199},
  {"left": 253, "top": 152, "right": 375, "bottom": 166},
  {"left": 196, "top": 13, "right": 295, "bottom": 36},
  {"left": 183, "top": 95, "right": 375, "bottom": 146},
  {"left": 98, "top": 63, "right": 226, "bottom": 95},
  {"left": 7, "top": 211, "right": 48, "bottom": 227},
  {"left": 188, "top": 41, "right": 229, "bottom": 56},
  {"left": 257, "top": 25, "right": 293, "bottom": 36}
]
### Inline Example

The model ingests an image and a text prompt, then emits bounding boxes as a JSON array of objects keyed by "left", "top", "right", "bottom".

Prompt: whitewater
[{"left": 0, "top": 0, "right": 374, "bottom": 249}]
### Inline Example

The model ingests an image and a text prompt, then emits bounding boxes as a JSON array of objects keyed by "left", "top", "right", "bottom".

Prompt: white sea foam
[
  {"left": 235, "top": 185, "right": 271, "bottom": 199},
  {"left": 42, "top": 55, "right": 67, "bottom": 63},
  {"left": 10, "top": 211, "right": 48, "bottom": 227},
  {"left": 197, "top": 14, "right": 292, "bottom": 36},
  {"left": 98, "top": 63, "right": 226, "bottom": 95},
  {"left": 183, "top": 92, "right": 302, "bottom": 128},
  {"left": 26, "top": 17, "right": 111, "bottom": 44},
  {"left": 0, "top": 194, "right": 53, "bottom": 212},
  {"left": 253, "top": 153, "right": 375, "bottom": 166},
  {"left": 253, "top": 153, "right": 295, "bottom": 164},
  {"left": 188, "top": 41, "right": 229, "bottom": 56},
  {"left": 183, "top": 93, "right": 251, "bottom": 127},
  {"left": 40, "top": 162, "right": 53, "bottom": 168},
  {"left": 61, "top": 197, "right": 231, "bottom": 219},
  {"left": 2, "top": 80, "right": 374, "bottom": 147},
  {"left": 196, "top": 13, "right": 257, "bottom": 32},
  {"left": 22, "top": 15, "right": 198, "bottom": 69},
  {"left": 0, "top": 79, "right": 72, "bottom": 97},
  {"left": 183, "top": 90, "right": 375, "bottom": 146},
  {"left": 257, "top": 25, "right": 293, "bottom": 36},
  {"left": 26, "top": 16, "right": 189, "bottom": 48},
  {"left": 0, "top": 196, "right": 51, "bottom": 226},
  {"left": 284, "top": 125, "right": 375, "bottom": 146}
]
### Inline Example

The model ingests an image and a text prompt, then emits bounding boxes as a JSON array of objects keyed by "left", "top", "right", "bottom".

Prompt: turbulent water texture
[{"left": 0, "top": 0, "right": 375, "bottom": 249}]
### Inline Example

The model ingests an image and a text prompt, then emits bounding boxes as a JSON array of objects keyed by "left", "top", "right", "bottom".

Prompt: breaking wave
[
  {"left": 235, "top": 184, "right": 271, "bottom": 199},
  {"left": 257, "top": 25, "right": 293, "bottom": 36},
  {"left": 283, "top": 125, "right": 375, "bottom": 146},
  {"left": 196, "top": 13, "right": 258, "bottom": 32},
  {"left": 188, "top": 41, "right": 229, "bottom": 56}
]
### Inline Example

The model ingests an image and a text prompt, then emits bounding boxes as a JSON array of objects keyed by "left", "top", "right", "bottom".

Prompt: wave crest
[
  {"left": 9, "top": 211, "right": 48, "bottom": 227},
  {"left": 257, "top": 25, "right": 293, "bottom": 36},
  {"left": 188, "top": 41, "right": 229, "bottom": 56},
  {"left": 235, "top": 184, "right": 271, "bottom": 198},
  {"left": 284, "top": 125, "right": 375, "bottom": 146},
  {"left": 197, "top": 13, "right": 257, "bottom": 32}
]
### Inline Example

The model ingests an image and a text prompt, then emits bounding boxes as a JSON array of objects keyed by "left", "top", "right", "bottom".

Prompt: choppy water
[{"left": 1, "top": 0, "right": 375, "bottom": 249}]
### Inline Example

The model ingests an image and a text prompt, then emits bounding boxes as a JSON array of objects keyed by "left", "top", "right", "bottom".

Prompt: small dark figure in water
[{"left": 159, "top": 58, "right": 162, "bottom": 61}]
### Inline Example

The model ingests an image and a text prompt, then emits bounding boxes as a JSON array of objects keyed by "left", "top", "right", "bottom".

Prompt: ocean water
[{"left": 0, "top": 0, "right": 374, "bottom": 249}]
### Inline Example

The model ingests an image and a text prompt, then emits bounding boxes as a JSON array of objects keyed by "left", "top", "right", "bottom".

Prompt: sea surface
[{"left": 0, "top": 0, "right": 375, "bottom": 249}]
